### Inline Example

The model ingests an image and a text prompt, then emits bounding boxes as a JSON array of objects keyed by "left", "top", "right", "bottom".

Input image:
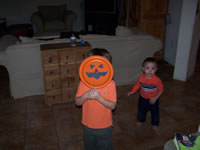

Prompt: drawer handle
[
  {"left": 67, "top": 69, "right": 69, "bottom": 74},
  {"left": 48, "top": 57, "right": 53, "bottom": 63},
  {"left": 66, "top": 56, "right": 68, "bottom": 64},
  {"left": 67, "top": 81, "right": 70, "bottom": 87},
  {"left": 50, "top": 71, "right": 53, "bottom": 75},
  {"left": 82, "top": 54, "right": 85, "bottom": 59},
  {"left": 52, "top": 84, "right": 54, "bottom": 88}
]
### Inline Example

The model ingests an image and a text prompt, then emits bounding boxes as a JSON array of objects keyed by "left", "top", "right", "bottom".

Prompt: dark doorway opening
[
  {"left": 0, "top": 66, "right": 10, "bottom": 99},
  {"left": 195, "top": 41, "right": 200, "bottom": 72}
]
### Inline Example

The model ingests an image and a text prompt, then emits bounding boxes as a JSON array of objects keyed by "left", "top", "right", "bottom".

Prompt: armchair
[{"left": 31, "top": 5, "right": 77, "bottom": 34}]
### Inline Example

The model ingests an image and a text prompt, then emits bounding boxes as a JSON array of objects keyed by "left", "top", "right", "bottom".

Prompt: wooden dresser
[{"left": 40, "top": 42, "right": 91, "bottom": 105}]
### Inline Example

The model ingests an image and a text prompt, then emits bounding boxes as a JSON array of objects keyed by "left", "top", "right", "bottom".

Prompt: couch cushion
[
  {"left": 45, "top": 20, "right": 65, "bottom": 31},
  {"left": 38, "top": 5, "right": 66, "bottom": 21}
]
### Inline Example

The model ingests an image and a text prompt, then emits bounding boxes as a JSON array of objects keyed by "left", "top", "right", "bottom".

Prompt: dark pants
[
  {"left": 137, "top": 95, "right": 160, "bottom": 126},
  {"left": 83, "top": 125, "right": 113, "bottom": 150}
]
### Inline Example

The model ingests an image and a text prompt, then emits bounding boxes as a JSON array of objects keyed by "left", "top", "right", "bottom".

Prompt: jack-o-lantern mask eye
[{"left": 79, "top": 56, "right": 113, "bottom": 88}]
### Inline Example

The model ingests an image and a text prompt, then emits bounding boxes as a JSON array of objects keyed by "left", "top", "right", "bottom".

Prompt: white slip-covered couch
[
  {"left": 3, "top": 37, "right": 71, "bottom": 99},
  {"left": 1, "top": 26, "right": 162, "bottom": 99}
]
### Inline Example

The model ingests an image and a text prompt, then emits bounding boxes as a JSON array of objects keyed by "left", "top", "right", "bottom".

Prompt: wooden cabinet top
[{"left": 40, "top": 41, "right": 91, "bottom": 51}]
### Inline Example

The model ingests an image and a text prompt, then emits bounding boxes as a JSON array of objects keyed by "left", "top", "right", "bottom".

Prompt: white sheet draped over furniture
[
  {"left": 4, "top": 38, "right": 70, "bottom": 99},
  {"left": 1, "top": 27, "right": 162, "bottom": 99},
  {"left": 80, "top": 27, "right": 162, "bottom": 86}
]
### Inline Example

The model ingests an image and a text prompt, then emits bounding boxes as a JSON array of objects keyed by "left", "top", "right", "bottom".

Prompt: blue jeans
[
  {"left": 83, "top": 125, "right": 113, "bottom": 150},
  {"left": 137, "top": 95, "right": 160, "bottom": 126}
]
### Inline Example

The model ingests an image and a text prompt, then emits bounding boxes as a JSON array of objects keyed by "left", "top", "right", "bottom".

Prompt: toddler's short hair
[
  {"left": 88, "top": 48, "right": 112, "bottom": 63},
  {"left": 142, "top": 57, "right": 157, "bottom": 67}
]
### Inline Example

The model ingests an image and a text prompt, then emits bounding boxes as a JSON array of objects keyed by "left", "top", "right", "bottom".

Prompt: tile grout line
[
  {"left": 52, "top": 106, "right": 62, "bottom": 150},
  {"left": 24, "top": 97, "right": 28, "bottom": 149}
]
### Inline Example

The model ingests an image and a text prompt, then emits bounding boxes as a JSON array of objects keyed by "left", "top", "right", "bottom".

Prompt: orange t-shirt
[
  {"left": 131, "top": 74, "right": 164, "bottom": 99},
  {"left": 76, "top": 80, "right": 117, "bottom": 129}
]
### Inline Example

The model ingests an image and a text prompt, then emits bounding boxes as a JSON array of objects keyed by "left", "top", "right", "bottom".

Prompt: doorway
[
  {"left": 0, "top": 66, "right": 10, "bottom": 99},
  {"left": 195, "top": 41, "right": 200, "bottom": 72}
]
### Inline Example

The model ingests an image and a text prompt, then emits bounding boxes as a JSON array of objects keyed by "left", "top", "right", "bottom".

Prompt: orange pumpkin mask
[{"left": 79, "top": 56, "right": 114, "bottom": 88}]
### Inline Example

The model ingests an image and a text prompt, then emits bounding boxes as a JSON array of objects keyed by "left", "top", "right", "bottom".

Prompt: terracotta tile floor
[{"left": 0, "top": 62, "right": 200, "bottom": 150}]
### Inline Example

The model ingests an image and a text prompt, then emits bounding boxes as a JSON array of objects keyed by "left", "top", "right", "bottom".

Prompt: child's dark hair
[
  {"left": 142, "top": 57, "right": 157, "bottom": 66},
  {"left": 88, "top": 48, "right": 112, "bottom": 63}
]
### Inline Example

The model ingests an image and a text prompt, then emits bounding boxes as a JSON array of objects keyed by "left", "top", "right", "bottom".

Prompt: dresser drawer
[
  {"left": 45, "top": 89, "right": 61, "bottom": 105},
  {"left": 61, "top": 89, "right": 76, "bottom": 103},
  {"left": 60, "top": 64, "right": 76, "bottom": 77},
  {"left": 41, "top": 50, "right": 58, "bottom": 66},
  {"left": 60, "top": 77, "right": 76, "bottom": 89},
  {"left": 45, "top": 75, "right": 60, "bottom": 90},
  {"left": 43, "top": 65, "right": 60, "bottom": 77},
  {"left": 76, "top": 47, "right": 91, "bottom": 63},
  {"left": 59, "top": 49, "right": 76, "bottom": 65}
]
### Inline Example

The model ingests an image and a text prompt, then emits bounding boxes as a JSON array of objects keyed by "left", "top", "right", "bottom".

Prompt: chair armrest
[
  {"left": 64, "top": 10, "right": 77, "bottom": 31},
  {"left": 31, "top": 12, "right": 44, "bottom": 33}
]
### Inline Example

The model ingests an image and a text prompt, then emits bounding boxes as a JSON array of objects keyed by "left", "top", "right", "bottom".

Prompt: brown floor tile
[
  {"left": 0, "top": 112, "right": 26, "bottom": 132},
  {"left": 26, "top": 95, "right": 52, "bottom": 112},
  {"left": 25, "top": 125, "right": 59, "bottom": 147},
  {"left": 59, "top": 139, "right": 83, "bottom": 150},
  {"left": 24, "top": 144, "right": 60, "bottom": 150},
  {"left": 56, "top": 118, "right": 82, "bottom": 139},
  {"left": 0, "top": 99, "right": 26, "bottom": 117},
  {"left": 25, "top": 110, "right": 55, "bottom": 128},
  {"left": 53, "top": 104, "right": 81, "bottom": 123},
  {"left": 0, "top": 129, "right": 24, "bottom": 150}
]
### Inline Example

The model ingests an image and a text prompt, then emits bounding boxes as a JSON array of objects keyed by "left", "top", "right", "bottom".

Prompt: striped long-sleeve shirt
[{"left": 131, "top": 74, "right": 164, "bottom": 99}]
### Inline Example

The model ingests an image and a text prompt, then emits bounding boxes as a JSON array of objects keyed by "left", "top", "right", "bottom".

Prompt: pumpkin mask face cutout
[{"left": 79, "top": 56, "right": 114, "bottom": 88}]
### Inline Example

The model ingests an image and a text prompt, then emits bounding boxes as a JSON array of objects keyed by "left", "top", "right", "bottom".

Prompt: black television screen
[{"left": 85, "top": 0, "right": 116, "bottom": 13}]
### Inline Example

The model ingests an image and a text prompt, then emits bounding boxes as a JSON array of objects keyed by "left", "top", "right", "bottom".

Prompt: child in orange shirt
[
  {"left": 75, "top": 48, "right": 117, "bottom": 150},
  {"left": 128, "top": 57, "right": 163, "bottom": 132}
]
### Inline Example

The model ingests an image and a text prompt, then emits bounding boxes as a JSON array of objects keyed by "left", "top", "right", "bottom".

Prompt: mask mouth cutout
[{"left": 86, "top": 68, "right": 108, "bottom": 79}]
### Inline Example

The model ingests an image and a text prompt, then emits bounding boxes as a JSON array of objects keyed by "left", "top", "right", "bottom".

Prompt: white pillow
[
  {"left": 115, "top": 26, "right": 134, "bottom": 36},
  {"left": 116, "top": 26, "right": 148, "bottom": 36}
]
